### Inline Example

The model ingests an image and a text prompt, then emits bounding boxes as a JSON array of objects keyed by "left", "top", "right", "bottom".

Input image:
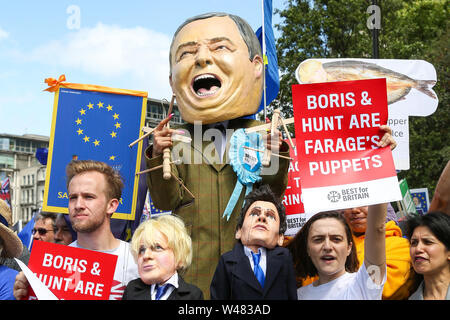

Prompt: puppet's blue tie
[
  {"left": 251, "top": 251, "right": 265, "bottom": 288},
  {"left": 155, "top": 284, "right": 170, "bottom": 300}
]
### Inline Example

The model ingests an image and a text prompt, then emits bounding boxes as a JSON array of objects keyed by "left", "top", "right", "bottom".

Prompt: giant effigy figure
[{"left": 144, "top": 12, "right": 290, "bottom": 297}]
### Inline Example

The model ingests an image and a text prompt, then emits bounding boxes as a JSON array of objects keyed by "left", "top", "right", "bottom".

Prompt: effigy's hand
[{"left": 152, "top": 114, "right": 178, "bottom": 157}]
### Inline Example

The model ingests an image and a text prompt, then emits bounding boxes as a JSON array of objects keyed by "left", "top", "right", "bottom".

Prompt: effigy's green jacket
[{"left": 145, "top": 118, "right": 290, "bottom": 298}]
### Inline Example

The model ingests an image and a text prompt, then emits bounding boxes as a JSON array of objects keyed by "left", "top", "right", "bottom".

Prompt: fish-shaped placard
[
  {"left": 295, "top": 58, "right": 438, "bottom": 171},
  {"left": 296, "top": 59, "right": 438, "bottom": 116}
]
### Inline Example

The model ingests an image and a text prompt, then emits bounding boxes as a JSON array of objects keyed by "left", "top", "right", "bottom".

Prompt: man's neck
[
  {"left": 76, "top": 224, "right": 119, "bottom": 251},
  {"left": 244, "top": 244, "right": 264, "bottom": 254}
]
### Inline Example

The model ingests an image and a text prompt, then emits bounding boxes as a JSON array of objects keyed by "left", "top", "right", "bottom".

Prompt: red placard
[
  {"left": 283, "top": 138, "right": 305, "bottom": 215},
  {"left": 292, "top": 79, "right": 395, "bottom": 188},
  {"left": 291, "top": 79, "right": 401, "bottom": 212},
  {"left": 25, "top": 241, "right": 117, "bottom": 300}
]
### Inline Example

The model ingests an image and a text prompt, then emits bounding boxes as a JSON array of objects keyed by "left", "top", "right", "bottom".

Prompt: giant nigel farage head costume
[{"left": 169, "top": 12, "right": 264, "bottom": 124}]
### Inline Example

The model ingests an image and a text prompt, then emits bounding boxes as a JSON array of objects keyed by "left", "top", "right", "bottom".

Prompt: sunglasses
[{"left": 32, "top": 228, "right": 54, "bottom": 236}]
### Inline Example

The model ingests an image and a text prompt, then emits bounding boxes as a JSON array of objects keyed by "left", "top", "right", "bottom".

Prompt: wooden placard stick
[
  {"left": 280, "top": 116, "right": 295, "bottom": 149},
  {"left": 128, "top": 126, "right": 156, "bottom": 148},
  {"left": 135, "top": 160, "right": 181, "bottom": 176},
  {"left": 162, "top": 94, "right": 176, "bottom": 180},
  {"left": 262, "top": 109, "right": 280, "bottom": 167}
]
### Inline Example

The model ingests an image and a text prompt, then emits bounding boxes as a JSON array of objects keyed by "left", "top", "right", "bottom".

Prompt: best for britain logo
[{"left": 327, "top": 191, "right": 341, "bottom": 203}]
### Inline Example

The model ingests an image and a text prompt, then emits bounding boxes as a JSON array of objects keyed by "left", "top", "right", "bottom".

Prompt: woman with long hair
[{"left": 287, "top": 203, "right": 388, "bottom": 299}]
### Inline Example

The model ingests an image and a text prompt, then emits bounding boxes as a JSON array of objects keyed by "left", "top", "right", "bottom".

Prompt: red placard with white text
[
  {"left": 292, "top": 78, "right": 401, "bottom": 212},
  {"left": 24, "top": 241, "right": 117, "bottom": 300},
  {"left": 283, "top": 138, "right": 312, "bottom": 236},
  {"left": 283, "top": 138, "right": 304, "bottom": 216}
]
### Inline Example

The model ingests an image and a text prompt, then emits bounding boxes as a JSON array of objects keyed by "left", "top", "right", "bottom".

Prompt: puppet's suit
[{"left": 210, "top": 242, "right": 298, "bottom": 300}]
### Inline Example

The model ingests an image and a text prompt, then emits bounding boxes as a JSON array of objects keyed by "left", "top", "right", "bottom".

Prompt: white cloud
[
  {"left": 27, "top": 23, "right": 172, "bottom": 98},
  {"left": 0, "top": 27, "right": 9, "bottom": 40}
]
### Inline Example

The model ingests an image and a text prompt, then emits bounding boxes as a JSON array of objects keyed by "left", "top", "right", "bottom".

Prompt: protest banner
[
  {"left": 292, "top": 78, "right": 401, "bottom": 213},
  {"left": 42, "top": 78, "right": 147, "bottom": 220},
  {"left": 282, "top": 138, "right": 311, "bottom": 236},
  {"left": 410, "top": 187, "right": 430, "bottom": 215},
  {"left": 398, "top": 179, "right": 417, "bottom": 216},
  {"left": 0, "top": 177, "right": 11, "bottom": 206},
  {"left": 296, "top": 58, "right": 438, "bottom": 170},
  {"left": 22, "top": 241, "right": 117, "bottom": 300}
]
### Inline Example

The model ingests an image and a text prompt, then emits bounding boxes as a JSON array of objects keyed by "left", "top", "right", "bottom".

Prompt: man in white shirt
[{"left": 13, "top": 160, "right": 139, "bottom": 300}]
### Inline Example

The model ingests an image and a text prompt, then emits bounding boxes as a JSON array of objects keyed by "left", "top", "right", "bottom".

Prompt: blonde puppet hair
[{"left": 130, "top": 214, "right": 192, "bottom": 275}]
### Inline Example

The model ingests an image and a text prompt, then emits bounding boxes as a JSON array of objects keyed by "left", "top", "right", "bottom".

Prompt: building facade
[
  {"left": 0, "top": 133, "right": 49, "bottom": 224},
  {"left": 1, "top": 98, "right": 183, "bottom": 225}
]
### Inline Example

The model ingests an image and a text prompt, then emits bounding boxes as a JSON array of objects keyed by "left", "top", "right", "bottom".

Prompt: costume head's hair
[
  {"left": 236, "top": 184, "right": 287, "bottom": 235},
  {"left": 169, "top": 12, "right": 262, "bottom": 74},
  {"left": 131, "top": 214, "right": 192, "bottom": 274}
]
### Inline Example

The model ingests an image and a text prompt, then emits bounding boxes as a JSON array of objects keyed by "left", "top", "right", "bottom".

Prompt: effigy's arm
[{"left": 145, "top": 146, "right": 192, "bottom": 211}]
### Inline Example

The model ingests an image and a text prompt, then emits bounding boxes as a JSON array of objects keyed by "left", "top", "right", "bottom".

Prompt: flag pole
[{"left": 261, "top": 0, "right": 267, "bottom": 121}]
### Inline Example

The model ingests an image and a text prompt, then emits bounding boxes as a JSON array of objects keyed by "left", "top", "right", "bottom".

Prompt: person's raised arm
[
  {"left": 364, "top": 203, "right": 387, "bottom": 285},
  {"left": 362, "top": 124, "right": 395, "bottom": 285},
  {"left": 429, "top": 160, "right": 450, "bottom": 215}
]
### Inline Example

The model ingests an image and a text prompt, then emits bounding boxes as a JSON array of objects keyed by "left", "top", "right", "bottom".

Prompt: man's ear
[
  {"left": 106, "top": 198, "right": 119, "bottom": 216},
  {"left": 252, "top": 55, "right": 264, "bottom": 79},
  {"left": 277, "top": 234, "right": 284, "bottom": 247}
]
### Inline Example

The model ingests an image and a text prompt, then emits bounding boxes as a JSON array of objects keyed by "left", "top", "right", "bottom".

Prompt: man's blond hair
[
  {"left": 131, "top": 214, "right": 192, "bottom": 275},
  {"left": 66, "top": 160, "right": 124, "bottom": 201}
]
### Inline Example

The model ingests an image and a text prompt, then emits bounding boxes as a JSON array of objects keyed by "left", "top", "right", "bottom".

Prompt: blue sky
[{"left": 0, "top": 0, "right": 287, "bottom": 136}]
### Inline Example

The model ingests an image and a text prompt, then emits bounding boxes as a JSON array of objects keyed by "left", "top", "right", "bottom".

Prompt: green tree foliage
[{"left": 274, "top": 0, "right": 449, "bottom": 194}]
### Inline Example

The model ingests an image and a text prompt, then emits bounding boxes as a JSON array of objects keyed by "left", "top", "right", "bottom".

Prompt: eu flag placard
[{"left": 43, "top": 84, "right": 147, "bottom": 221}]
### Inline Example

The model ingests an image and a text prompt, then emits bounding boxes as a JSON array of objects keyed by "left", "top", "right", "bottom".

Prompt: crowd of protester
[{"left": 1, "top": 160, "right": 448, "bottom": 300}]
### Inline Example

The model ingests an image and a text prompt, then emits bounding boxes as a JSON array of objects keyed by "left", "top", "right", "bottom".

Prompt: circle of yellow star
[{"left": 76, "top": 100, "right": 122, "bottom": 144}]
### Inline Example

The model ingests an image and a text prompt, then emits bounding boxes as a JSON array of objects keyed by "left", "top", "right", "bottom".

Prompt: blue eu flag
[{"left": 44, "top": 87, "right": 147, "bottom": 220}]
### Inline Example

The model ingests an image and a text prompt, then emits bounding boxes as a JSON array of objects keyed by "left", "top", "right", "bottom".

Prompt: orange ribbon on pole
[
  {"left": 42, "top": 74, "right": 147, "bottom": 97},
  {"left": 44, "top": 74, "right": 66, "bottom": 92}
]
